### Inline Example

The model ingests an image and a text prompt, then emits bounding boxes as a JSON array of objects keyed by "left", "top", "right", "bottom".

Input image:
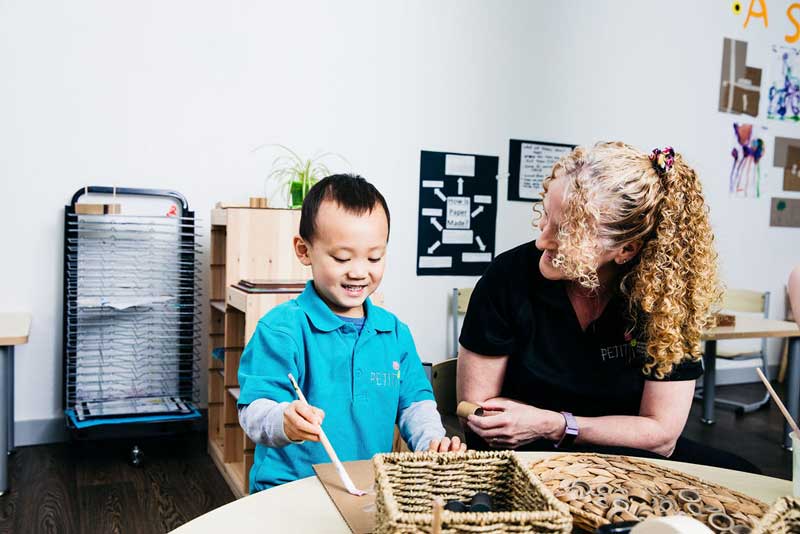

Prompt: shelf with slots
[
  {"left": 207, "top": 285, "right": 304, "bottom": 497},
  {"left": 206, "top": 205, "right": 310, "bottom": 498}
]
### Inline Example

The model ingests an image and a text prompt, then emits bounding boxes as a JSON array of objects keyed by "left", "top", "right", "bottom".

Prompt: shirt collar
[{"left": 296, "top": 281, "right": 394, "bottom": 333}]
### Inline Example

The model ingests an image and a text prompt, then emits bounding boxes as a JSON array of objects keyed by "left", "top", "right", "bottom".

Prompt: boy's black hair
[{"left": 299, "top": 174, "right": 391, "bottom": 243}]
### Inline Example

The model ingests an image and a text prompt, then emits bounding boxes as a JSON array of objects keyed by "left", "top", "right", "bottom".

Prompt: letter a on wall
[{"left": 416, "top": 150, "right": 499, "bottom": 276}]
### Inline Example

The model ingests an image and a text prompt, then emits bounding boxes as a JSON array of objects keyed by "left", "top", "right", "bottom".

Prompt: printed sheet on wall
[
  {"left": 507, "top": 139, "right": 575, "bottom": 202},
  {"left": 416, "top": 150, "right": 498, "bottom": 276}
]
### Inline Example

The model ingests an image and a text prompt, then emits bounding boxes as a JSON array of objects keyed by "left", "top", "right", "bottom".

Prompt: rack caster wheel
[{"left": 130, "top": 445, "right": 145, "bottom": 467}]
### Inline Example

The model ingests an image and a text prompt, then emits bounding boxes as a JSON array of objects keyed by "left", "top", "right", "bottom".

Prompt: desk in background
[
  {"left": 0, "top": 313, "right": 30, "bottom": 495},
  {"left": 700, "top": 317, "right": 800, "bottom": 447}
]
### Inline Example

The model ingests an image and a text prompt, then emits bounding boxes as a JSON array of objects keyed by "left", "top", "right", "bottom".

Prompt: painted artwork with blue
[
  {"left": 730, "top": 123, "right": 765, "bottom": 198},
  {"left": 768, "top": 46, "right": 800, "bottom": 122}
]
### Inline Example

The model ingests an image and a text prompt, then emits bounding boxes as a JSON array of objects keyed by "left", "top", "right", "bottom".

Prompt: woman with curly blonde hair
[{"left": 457, "top": 142, "right": 756, "bottom": 471}]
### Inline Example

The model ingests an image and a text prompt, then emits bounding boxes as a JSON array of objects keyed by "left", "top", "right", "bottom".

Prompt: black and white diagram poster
[
  {"left": 416, "top": 150, "right": 499, "bottom": 276},
  {"left": 508, "top": 139, "right": 575, "bottom": 201}
]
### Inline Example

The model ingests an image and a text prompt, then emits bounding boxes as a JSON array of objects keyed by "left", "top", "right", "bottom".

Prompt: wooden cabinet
[{"left": 207, "top": 207, "right": 309, "bottom": 498}]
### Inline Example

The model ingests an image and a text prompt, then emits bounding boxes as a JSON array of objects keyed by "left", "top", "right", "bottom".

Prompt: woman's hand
[
  {"left": 428, "top": 435, "right": 467, "bottom": 453},
  {"left": 283, "top": 400, "right": 325, "bottom": 442},
  {"left": 465, "top": 397, "right": 564, "bottom": 449}
]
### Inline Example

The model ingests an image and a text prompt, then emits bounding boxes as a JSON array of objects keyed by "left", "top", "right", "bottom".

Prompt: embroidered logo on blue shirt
[{"left": 371, "top": 361, "right": 401, "bottom": 387}]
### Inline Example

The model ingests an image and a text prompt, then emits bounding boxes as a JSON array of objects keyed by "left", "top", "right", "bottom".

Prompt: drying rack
[{"left": 62, "top": 187, "right": 202, "bottom": 461}]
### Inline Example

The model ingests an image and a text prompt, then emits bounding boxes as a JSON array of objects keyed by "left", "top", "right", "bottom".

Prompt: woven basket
[
  {"left": 753, "top": 497, "right": 800, "bottom": 534},
  {"left": 530, "top": 453, "right": 768, "bottom": 533},
  {"left": 373, "top": 450, "right": 572, "bottom": 534}
]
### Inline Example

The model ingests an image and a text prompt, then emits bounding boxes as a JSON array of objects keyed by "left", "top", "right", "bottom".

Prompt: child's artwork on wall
[
  {"left": 416, "top": 150, "right": 498, "bottom": 276},
  {"left": 782, "top": 146, "right": 800, "bottom": 192},
  {"left": 719, "top": 38, "right": 762, "bottom": 117},
  {"left": 772, "top": 136, "right": 800, "bottom": 192},
  {"left": 729, "top": 122, "right": 766, "bottom": 198},
  {"left": 770, "top": 197, "right": 800, "bottom": 227},
  {"left": 767, "top": 45, "right": 800, "bottom": 122}
]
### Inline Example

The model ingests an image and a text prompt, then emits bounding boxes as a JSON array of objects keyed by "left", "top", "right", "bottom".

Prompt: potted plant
[{"left": 258, "top": 145, "right": 349, "bottom": 208}]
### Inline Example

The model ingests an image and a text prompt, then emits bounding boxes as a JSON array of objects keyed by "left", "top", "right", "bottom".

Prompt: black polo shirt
[{"left": 459, "top": 240, "right": 702, "bottom": 418}]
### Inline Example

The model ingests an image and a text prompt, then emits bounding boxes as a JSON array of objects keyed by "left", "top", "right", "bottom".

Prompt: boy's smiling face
[{"left": 294, "top": 199, "right": 388, "bottom": 318}]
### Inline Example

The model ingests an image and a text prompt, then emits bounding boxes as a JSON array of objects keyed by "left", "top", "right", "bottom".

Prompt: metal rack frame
[{"left": 62, "top": 187, "right": 201, "bottom": 445}]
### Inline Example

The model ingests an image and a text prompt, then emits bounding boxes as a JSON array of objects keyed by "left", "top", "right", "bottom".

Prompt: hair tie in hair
[{"left": 649, "top": 146, "right": 675, "bottom": 176}]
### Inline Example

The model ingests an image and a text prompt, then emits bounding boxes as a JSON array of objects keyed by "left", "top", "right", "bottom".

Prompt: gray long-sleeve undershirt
[{"left": 238, "top": 398, "right": 446, "bottom": 451}]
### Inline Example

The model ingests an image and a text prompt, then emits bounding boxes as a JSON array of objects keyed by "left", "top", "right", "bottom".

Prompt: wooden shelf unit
[{"left": 207, "top": 207, "right": 309, "bottom": 498}]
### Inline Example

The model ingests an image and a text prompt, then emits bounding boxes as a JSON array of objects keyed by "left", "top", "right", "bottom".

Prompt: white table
[
  {"left": 170, "top": 451, "right": 793, "bottom": 533},
  {"left": 0, "top": 313, "right": 30, "bottom": 496}
]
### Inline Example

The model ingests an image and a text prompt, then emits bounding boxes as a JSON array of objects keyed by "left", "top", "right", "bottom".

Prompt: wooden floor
[
  {"left": 0, "top": 382, "right": 792, "bottom": 534},
  {"left": 0, "top": 432, "right": 234, "bottom": 534},
  {"left": 683, "top": 381, "right": 793, "bottom": 480}
]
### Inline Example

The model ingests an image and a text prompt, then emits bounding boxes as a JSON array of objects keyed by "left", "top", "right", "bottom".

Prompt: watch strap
[{"left": 555, "top": 411, "right": 578, "bottom": 448}]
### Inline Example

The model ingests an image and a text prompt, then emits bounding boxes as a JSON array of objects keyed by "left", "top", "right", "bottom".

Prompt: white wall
[{"left": 1, "top": 1, "right": 798, "bottom": 439}]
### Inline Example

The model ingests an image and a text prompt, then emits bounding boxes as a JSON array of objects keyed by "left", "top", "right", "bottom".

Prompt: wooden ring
[
  {"left": 678, "top": 489, "right": 702, "bottom": 505},
  {"left": 571, "top": 480, "right": 591, "bottom": 494},
  {"left": 606, "top": 506, "right": 628, "bottom": 521},
  {"left": 627, "top": 487, "right": 651, "bottom": 503},
  {"left": 659, "top": 498, "right": 677, "bottom": 513},
  {"left": 708, "top": 512, "right": 734, "bottom": 532},
  {"left": 611, "top": 498, "right": 629, "bottom": 510},
  {"left": 683, "top": 502, "right": 702, "bottom": 515},
  {"left": 596, "top": 484, "right": 612, "bottom": 495}
]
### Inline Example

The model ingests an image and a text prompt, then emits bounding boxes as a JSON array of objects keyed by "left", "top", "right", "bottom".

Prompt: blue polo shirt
[{"left": 238, "top": 281, "right": 434, "bottom": 491}]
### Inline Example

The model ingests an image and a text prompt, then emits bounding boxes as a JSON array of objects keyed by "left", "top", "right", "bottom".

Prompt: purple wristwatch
[{"left": 555, "top": 411, "right": 578, "bottom": 448}]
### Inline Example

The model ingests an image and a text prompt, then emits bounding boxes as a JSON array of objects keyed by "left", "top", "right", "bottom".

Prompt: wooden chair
[
  {"left": 450, "top": 288, "right": 473, "bottom": 358},
  {"left": 423, "top": 287, "right": 475, "bottom": 440},
  {"left": 432, "top": 358, "right": 457, "bottom": 417},
  {"left": 697, "top": 289, "right": 771, "bottom": 414}
]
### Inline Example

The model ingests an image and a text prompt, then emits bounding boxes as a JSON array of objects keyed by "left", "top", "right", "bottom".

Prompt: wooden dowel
[
  {"left": 756, "top": 367, "right": 800, "bottom": 438},
  {"left": 431, "top": 498, "right": 443, "bottom": 534}
]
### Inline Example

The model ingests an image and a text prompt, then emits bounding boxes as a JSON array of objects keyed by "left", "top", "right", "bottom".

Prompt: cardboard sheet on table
[{"left": 313, "top": 460, "right": 376, "bottom": 534}]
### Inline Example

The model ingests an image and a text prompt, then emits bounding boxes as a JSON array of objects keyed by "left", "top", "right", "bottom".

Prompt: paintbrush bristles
[{"left": 756, "top": 368, "right": 800, "bottom": 437}]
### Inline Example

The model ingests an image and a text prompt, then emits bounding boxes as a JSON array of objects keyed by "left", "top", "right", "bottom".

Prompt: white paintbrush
[{"left": 287, "top": 373, "right": 366, "bottom": 496}]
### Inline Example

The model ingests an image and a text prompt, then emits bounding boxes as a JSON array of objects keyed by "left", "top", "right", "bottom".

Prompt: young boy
[{"left": 237, "top": 174, "right": 464, "bottom": 491}]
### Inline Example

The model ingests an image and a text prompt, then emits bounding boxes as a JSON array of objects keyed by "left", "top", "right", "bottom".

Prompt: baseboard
[{"left": 15, "top": 417, "right": 69, "bottom": 447}]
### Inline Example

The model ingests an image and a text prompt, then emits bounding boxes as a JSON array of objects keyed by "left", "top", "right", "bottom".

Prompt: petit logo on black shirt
[{"left": 599, "top": 339, "right": 646, "bottom": 363}]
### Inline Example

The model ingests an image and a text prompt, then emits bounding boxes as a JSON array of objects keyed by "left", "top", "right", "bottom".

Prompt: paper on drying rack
[{"left": 77, "top": 295, "right": 175, "bottom": 310}]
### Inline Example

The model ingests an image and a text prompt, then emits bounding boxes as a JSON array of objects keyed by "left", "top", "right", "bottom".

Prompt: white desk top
[
  {"left": 170, "top": 451, "right": 792, "bottom": 534},
  {"left": 0, "top": 313, "right": 31, "bottom": 346}
]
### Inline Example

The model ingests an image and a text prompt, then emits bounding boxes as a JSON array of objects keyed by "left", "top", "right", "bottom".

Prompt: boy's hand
[
  {"left": 283, "top": 400, "right": 325, "bottom": 442},
  {"left": 428, "top": 436, "right": 467, "bottom": 453}
]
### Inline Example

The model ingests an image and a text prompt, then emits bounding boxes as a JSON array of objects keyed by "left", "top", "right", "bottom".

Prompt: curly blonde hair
[{"left": 541, "top": 141, "right": 722, "bottom": 378}]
